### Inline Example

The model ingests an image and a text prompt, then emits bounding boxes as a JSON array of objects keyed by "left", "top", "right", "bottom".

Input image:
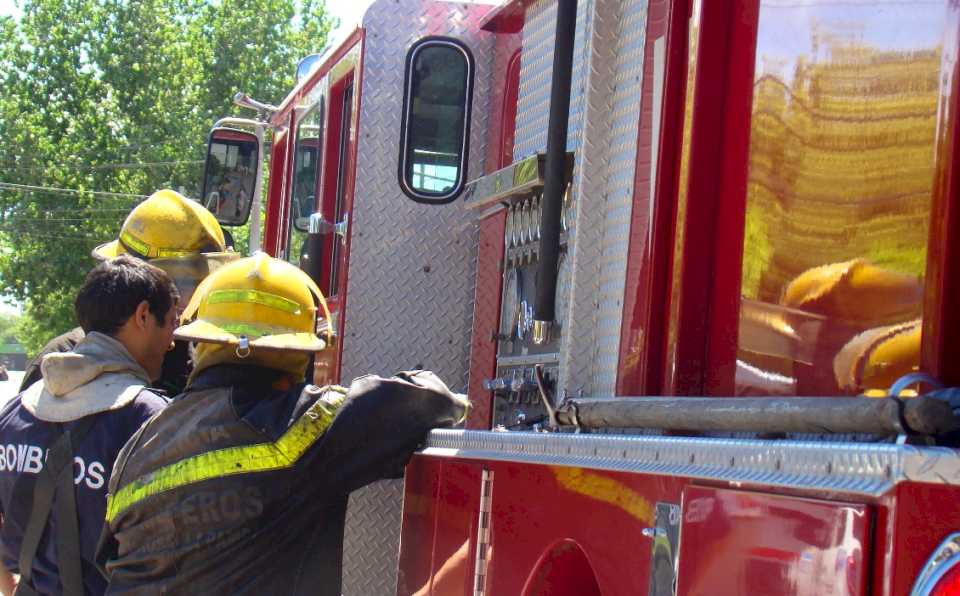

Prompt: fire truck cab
[{"left": 200, "top": 0, "right": 960, "bottom": 594}]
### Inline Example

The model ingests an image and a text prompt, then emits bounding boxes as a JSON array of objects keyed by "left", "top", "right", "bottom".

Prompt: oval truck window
[{"left": 398, "top": 37, "right": 474, "bottom": 203}]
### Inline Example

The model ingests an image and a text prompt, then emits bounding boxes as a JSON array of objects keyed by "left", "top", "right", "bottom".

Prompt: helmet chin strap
[{"left": 190, "top": 342, "right": 311, "bottom": 383}]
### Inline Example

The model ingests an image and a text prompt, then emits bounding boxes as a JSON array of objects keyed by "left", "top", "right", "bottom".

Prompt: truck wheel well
[{"left": 520, "top": 539, "right": 602, "bottom": 596}]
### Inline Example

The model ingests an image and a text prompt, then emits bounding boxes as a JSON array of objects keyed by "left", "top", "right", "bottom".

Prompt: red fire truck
[{"left": 198, "top": 0, "right": 960, "bottom": 593}]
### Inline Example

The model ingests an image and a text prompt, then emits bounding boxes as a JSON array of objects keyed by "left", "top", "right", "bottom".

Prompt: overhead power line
[
  {"left": 0, "top": 160, "right": 205, "bottom": 173},
  {"left": 0, "top": 208, "right": 138, "bottom": 215},
  {"left": 0, "top": 231, "right": 105, "bottom": 241},
  {"left": 0, "top": 217, "right": 125, "bottom": 222},
  {"left": 0, "top": 182, "right": 147, "bottom": 200}
]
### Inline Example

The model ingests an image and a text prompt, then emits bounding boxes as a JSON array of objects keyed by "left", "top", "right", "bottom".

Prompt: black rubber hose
[{"left": 534, "top": 0, "right": 578, "bottom": 330}]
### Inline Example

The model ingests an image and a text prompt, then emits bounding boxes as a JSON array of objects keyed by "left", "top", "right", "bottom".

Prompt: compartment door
[
  {"left": 677, "top": 486, "right": 871, "bottom": 596},
  {"left": 312, "top": 71, "right": 357, "bottom": 385},
  {"left": 283, "top": 50, "right": 360, "bottom": 386}
]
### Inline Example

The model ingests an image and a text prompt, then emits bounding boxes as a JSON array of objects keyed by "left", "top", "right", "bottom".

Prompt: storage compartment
[{"left": 678, "top": 486, "right": 871, "bottom": 596}]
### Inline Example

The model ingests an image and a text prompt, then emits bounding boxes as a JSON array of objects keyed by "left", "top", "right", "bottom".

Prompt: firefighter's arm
[
  {"left": 0, "top": 514, "right": 16, "bottom": 596},
  {"left": 305, "top": 370, "right": 469, "bottom": 494},
  {"left": 0, "top": 566, "right": 15, "bottom": 596}
]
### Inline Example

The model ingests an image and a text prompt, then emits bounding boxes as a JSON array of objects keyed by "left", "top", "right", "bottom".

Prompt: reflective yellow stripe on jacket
[{"left": 105, "top": 389, "right": 347, "bottom": 523}]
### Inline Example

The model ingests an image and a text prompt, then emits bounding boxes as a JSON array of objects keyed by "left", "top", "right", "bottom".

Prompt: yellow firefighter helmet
[
  {"left": 93, "top": 189, "right": 226, "bottom": 261},
  {"left": 781, "top": 258, "right": 922, "bottom": 327},
  {"left": 834, "top": 319, "right": 921, "bottom": 394},
  {"left": 175, "top": 252, "right": 332, "bottom": 353}
]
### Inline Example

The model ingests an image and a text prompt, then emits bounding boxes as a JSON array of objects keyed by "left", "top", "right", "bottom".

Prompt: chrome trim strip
[
  {"left": 496, "top": 352, "right": 561, "bottom": 367},
  {"left": 422, "top": 430, "right": 960, "bottom": 497}
]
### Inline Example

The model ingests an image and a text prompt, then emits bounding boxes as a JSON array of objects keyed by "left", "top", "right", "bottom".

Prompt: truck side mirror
[{"left": 201, "top": 127, "right": 259, "bottom": 226}]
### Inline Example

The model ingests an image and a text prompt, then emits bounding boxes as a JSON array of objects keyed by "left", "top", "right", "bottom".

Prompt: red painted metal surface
[
  {"left": 480, "top": 462, "right": 687, "bottom": 596},
  {"left": 663, "top": 0, "right": 759, "bottom": 396},
  {"left": 617, "top": 0, "right": 686, "bottom": 396},
  {"left": 263, "top": 30, "right": 362, "bottom": 259},
  {"left": 520, "top": 540, "right": 602, "bottom": 596},
  {"left": 310, "top": 72, "right": 355, "bottom": 386},
  {"left": 677, "top": 486, "right": 871, "bottom": 596},
  {"left": 398, "top": 455, "right": 444, "bottom": 595},
  {"left": 922, "top": 2, "right": 960, "bottom": 387},
  {"left": 497, "top": 50, "right": 521, "bottom": 170},
  {"left": 316, "top": 36, "right": 365, "bottom": 386},
  {"left": 262, "top": 30, "right": 364, "bottom": 385},
  {"left": 465, "top": 210, "right": 506, "bottom": 429},
  {"left": 398, "top": 458, "right": 484, "bottom": 596},
  {"left": 887, "top": 483, "right": 960, "bottom": 596},
  {"left": 478, "top": 0, "right": 534, "bottom": 34},
  {"left": 262, "top": 125, "right": 290, "bottom": 256},
  {"left": 316, "top": 73, "right": 354, "bottom": 299},
  {"left": 400, "top": 451, "right": 960, "bottom": 595},
  {"left": 483, "top": 38, "right": 521, "bottom": 174}
]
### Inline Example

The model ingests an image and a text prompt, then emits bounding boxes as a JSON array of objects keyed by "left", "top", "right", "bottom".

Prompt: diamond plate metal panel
[
  {"left": 558, "top": 0, "right": 624, "bottom": 397},
  {"left": 511, "top": 0, "right": 647, "bottom": 398},
  {"left": 514, "top": 0, "right": 557, "bottom": 161},
  {"left": 423, "top": 429, "right": 960, "bottom": 497},
  {"left": 591, "top": 0, "right": 648, "bottom": 396},
  {"left": 339, "top": 2, "right": 496, "bottom": 594},
  {"left": 466, "top": 209, "right": 507, "bottom": 429},
  {"left": 342, "top": 480, "right": 405, "bottom": 595}
]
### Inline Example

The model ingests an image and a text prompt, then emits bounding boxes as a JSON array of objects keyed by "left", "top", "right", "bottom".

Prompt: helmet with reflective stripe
[
  {"left": 834, "top": 319, "right": 921, "bottom": 394},
  {"left": 175, "top": 252, "right": 331, "bottom": 353},
  {"left": 93, "top": 189, "right": 226, "bottom": 261}
]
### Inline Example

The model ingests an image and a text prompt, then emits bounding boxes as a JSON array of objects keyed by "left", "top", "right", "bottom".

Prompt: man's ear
[{"left": 134, "top": 300, "right": 152, "bottom": 330}]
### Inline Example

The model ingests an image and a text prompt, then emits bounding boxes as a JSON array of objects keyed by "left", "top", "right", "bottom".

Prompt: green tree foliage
[
  {"left": 0, "top": 312, "right": 21, "bottom": 346},
  {"left": 0, "top": 0, "right": 332, "bottom": 354}
]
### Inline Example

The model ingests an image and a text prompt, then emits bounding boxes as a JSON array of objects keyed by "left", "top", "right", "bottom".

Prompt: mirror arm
[
  {"left": 233, "top": 92, "right": 279, "bottom": 118},
  {"left": 250, "top": 124, "right": 264, "bottom": 254}
]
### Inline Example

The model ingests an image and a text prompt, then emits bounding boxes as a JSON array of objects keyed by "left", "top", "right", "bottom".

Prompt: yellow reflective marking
[
  {"left": 120, "top": 230, "right": 196, "bottom": 259},
  {"left": 219, "top": 322, "right": 301, "bottom": 339},
  {"left": 512, "top": 154, "right": 539, "bottom": 187},
  {"left": 550, "top": 466, "right": 654, "bottom": 525},
  {"left": 105, "top": 389, "right": 347, "bottom": 522},
  {"left": 207, "top": 289, "right": 301, "bottom": 314}
]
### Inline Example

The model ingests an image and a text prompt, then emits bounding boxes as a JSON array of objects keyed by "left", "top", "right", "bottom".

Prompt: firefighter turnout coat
[
  {"left": 0, "top": 332, "right": 168, "bottom": 595},
  {"left": 96, "top": 365, "right": 469, "bottom": 595}
]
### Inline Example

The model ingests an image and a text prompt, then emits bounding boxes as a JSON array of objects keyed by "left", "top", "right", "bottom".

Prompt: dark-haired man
[
  {"left": 0, "top": 256, "right": 178, "bottom": 595},
  {"left": 19, "top": 188, "right": 234, "bottom": 395}
]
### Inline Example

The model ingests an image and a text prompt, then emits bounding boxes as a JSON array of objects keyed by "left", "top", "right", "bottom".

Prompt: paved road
[{"left": 0, "top": 370, "right": 25, "bottom": 405}]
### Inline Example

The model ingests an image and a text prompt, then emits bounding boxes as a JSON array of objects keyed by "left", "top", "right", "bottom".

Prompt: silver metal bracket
[
  {"left": 646, "top": 503, "right": 681, "bottom": 596},
  {"left": 534, "top": 364, "right": 558, "bottom": 430},
  {"left": 532, "top": 319, "right": 553, "bottom": 345}
]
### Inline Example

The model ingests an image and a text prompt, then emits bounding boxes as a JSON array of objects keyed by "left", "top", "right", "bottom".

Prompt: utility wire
[
  {"left": 0, "top": 217, "right": 124, "bottom": 222},
  {"left": 0, "top": 227, "right": 108, "bottom": 237},
  {"left": 0, "top": 142, "right": 207, "bottom": 165},
  {"left": 0, "top": 182, "right": 148, "bottom": 200},
  {"left": 0, "top": 232, "right": 105, "bottom": 241},
  {"left": 0, "top": 209, "right": 138, "bottom": 215},
  {"left": 0, "top": 160, "right": 204, "bottom": 173}
]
